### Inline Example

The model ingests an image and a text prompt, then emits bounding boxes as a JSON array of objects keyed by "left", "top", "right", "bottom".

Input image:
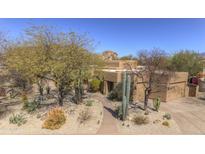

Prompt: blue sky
[{"left": 0, "top": 18, "right": 205, "bottom": 56}]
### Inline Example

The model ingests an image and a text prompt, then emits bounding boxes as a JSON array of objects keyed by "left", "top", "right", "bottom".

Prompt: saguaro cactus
[
  {"left": 122, "top": 72, "right": 131, "bottom": 121},
  {"left": 125, "top": 75, "right": 131, "bottom": 117}
]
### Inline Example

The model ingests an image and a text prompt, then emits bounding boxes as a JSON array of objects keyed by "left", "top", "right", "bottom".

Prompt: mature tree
[
  {"left": 73, "top": 52, "right": 104, "bottom": 104},
  {"left": 130, "top": 49, "right": 171, "bottom": 111},
  {"left": 171, "top": 50, "right": 203, "bottom": 76},
  {"left": 5, "top": 26, "right": 103, "bottom": 106},
  {"left": 5, "top": 44, "right": 49, "bottom": 93}
]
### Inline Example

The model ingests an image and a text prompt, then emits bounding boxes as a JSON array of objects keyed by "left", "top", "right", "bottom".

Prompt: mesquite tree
[
  {"left": 171, "top": 50, "right": 203, "bottom": 76},
  {"left": 130, "top": 49, "right": 171, "bottom": 111}
]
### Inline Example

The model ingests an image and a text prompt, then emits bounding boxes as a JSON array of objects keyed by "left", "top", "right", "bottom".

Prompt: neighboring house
[
  {"left": 101, "top": 60, "right": 138, "bottom": 95},
  {"left": 102, "top": 50, "right": 118, "bottom": 61}
]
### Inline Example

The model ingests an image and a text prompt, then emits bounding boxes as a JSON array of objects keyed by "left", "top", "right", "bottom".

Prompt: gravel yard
[{"left": 0, "top": 98, "right": 103, "bottom": 135}]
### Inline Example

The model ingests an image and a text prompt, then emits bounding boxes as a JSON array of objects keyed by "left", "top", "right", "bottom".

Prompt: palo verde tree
[
  {"left": 5, "top": 43, "right": 49, "bottom": 94},
  {"left": 47, "top": 32, "right": 97, "bottom": 105},
  {"left": 4, "top": 26, "right": 104, "bottom": 106},
  {"left": 24, "top": 26, "right": 102, "bottom": 106},
  {"left": 130, "top": 48, "right": 171, "bottom": 111}
]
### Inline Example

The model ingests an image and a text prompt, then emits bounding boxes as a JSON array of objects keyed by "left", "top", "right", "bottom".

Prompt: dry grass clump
[
  {"left": 162, "top": 121, "right": 170, "bottom": 127},
  {"left": 78, "top": 108, "right": 91, "bottom": 124},
  {"left": 132, "top": 115, "right": 149, "bottom": 125},
  {"left": 42, "top": 108, "right": 66, "bottom": 130}
]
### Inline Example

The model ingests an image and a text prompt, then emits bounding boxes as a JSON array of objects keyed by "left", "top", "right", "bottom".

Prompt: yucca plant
[{"left": 9, "top": 113, "right": 27, "bottom": 126}]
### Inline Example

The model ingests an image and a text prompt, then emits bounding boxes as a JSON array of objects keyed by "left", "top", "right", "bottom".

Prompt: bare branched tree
[{"left": 129, "top": 48, "right": 172, "bottom": 111}]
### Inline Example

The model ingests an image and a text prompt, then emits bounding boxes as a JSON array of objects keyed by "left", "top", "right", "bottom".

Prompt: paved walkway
[
  {"left": 92, "top": 93, "right": 205, "bottom": 135},
  {"left": 92, "top": 93, "right": 119, "bottom": 135},
  {"left": 160, "top": 97, "right": 205, "bottom": 134}
]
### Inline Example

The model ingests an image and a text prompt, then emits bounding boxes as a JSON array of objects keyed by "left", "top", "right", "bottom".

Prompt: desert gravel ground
[{"left": 0, "top": 98, "right": 103, "bottom": 135}]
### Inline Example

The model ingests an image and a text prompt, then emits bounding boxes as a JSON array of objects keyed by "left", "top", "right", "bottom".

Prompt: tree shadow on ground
[
  {"left": 0, "top": 109, "right": 13, "bottom": 120},
  {"left": 103, "top": 106, "right": 118, "bottom": 119},
  {"left": 129, "top": 101, "right": 155, "bottom": 111}
]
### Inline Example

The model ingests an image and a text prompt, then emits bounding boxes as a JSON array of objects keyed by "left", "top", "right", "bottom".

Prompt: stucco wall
[{"left": 133, "top": 72, "right": 189, "bottom": 102}]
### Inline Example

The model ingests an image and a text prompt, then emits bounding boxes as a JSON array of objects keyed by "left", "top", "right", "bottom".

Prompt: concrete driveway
[{"left": 160, "top": 97, "right": 205, "bottom": 134}]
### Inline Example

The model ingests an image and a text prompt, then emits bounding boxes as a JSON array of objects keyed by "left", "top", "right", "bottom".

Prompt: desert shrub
[
  {"left": 85, "top": 100, "right": 94, "bottom": 106},
  {"left": 9, "top": 113, "right": 27, "bottom": 126},
  {"left": 163, "top": 113, "right": 172, "bottom": 120},
  {"left": 90, "top": 79, "right": 101, "bottom": 92},
  {"left": 108, "top": 90, "right": 118, "bottom": 100},
  {"left": 23, "top": 100, "right": 39, "bottom": 113},
  {"left": 108, "top": 82, "right": 134, "bottom": 101},
  {"left": 162, "top": 121, "right": 170, "bottom": 127},
  {"left": 42, "top": 108, "right": 66, "bottom": 130},
  {"left": 78, "top": 108, "right": 91, "bottom": 124},
  {"left": 132, "top": 115, "right": 149, "bottom": 125},
  {"left": 108, "top": 83, "right": 122, "bottom": 101},
  {"left": 153, "top": 97, "right": 161, "bottom": 112},
  {"left": 115, "top": 106, "right": 123, "bottom": 119}
]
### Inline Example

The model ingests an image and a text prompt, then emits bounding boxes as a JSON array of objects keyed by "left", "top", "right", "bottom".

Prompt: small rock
[
  {"left": 100, "top": 111, "right": 103, "bottom": 115},
  {"left": 163, "top": 113, "right": 172, "bottom": 120},
  {"left": 69, "top": 109, "right": 75, "bottom": 115},
  {"left": 97, "top": 120, "right": 100, "bottom": 124},
  {"left": 127, "top": 116, "right": 132, "bottom": 121},
  {"left": 122, "top": 123, "right": 125, "bottom": 126},
  {"left": 153, "top": 119, "right": 161, "bottom": 124},
  {"left": 126, "top": 124, "right": 130, "bottom": 127},
  {"left": 36, "top": 114, "right": 41, "bottom": 119},
  {"left": 144, "top": 110, "right": 150, "bottom": 115}
]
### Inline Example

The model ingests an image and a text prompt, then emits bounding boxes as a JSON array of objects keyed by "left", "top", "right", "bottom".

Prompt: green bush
[
  {"left": 23, "top": 100, "right": 39, "bottom": 113},
  {"left": 9, "top": 113, "right": 27, "bottom": 126},
  {"left": 108, "top": 82, "right": 133, "bottom": 101},
  {"left": 86, "top": 100, "right": 94, "bottom": 106},
  {"left": 108, "top": 83, "right": 122, "bottom": 101},
  {"left": 115, "top": 106, "right": 123, "bottom": 119},
  {"left": 163, "top": 113, "right": 172, "bottom": 120},
  {"left": 90, "top": 79, "right": 101, "bottom": 92},
  {"left": 153, "top": 97, "right": 161, "bottom": 112}
]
